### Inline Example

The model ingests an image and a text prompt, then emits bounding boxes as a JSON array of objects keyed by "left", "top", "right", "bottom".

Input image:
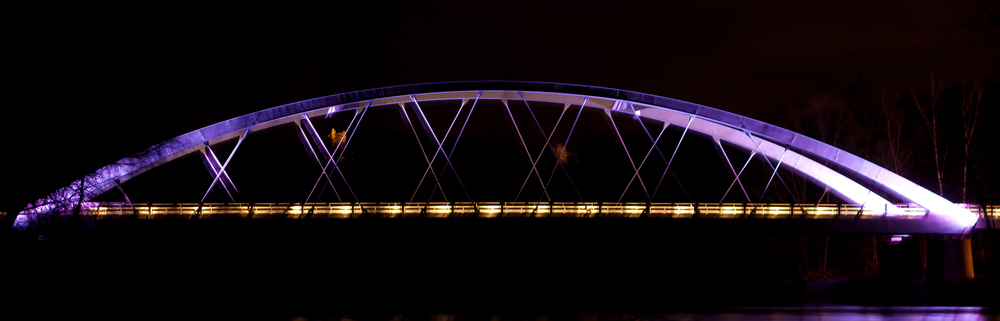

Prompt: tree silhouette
[
  {"left": 877, "top": 91, "right": 914, "bottom": 176},
  {"left": 910, "top": 71, "right": 949, "bottom": 197},
  {"left": 959, "top": 79, "right": 986, "bottom": 203}
]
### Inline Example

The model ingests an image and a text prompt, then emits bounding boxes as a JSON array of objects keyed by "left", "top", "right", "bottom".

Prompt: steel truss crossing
[{"left": 15, "top": 81, "right": 983, "bottom": 234}]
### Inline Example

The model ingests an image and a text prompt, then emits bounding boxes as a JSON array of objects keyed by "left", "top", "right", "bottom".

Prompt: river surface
[{"left": 648, "top": 306, "right": 997, "bottom": 321}]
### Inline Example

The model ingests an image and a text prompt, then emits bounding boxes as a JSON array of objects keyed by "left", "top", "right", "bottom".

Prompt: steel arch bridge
[{"left": 15, "top": 81, "right": 985, "bottom": 233}]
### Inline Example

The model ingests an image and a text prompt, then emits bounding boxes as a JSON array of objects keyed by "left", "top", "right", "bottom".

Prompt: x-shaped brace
[
  {"left": 539, "top": 97, "right": 588, "bottom": 202},
  {"left": 304, "top": 102, "right": 369, "bottom": 203},
  {"left": 198, "top": 128, "right": 250, "bottom": 207},
  {"left": 199, "top": 144, "right": 240, "bottom": 202},
  {"left": 651, "top": 115, "right": 694, "bottom": 200},
  {"left": 618, "top": 114, "right": 668, "bottom": 202},
  {"left": 296, "top": 116, "right": 343, "bottom": 201},
  {"left": 713, "top": 137, "right": 753, "bottom": 204},
  {"left": 409, "top": 96, "right": 472, "bottom": 202},
  {"left": 399, "top": 102, "right": 448, "bottom": 201},
  {"left": 515, "top": 92, "right": 582, "bottom": 201}
]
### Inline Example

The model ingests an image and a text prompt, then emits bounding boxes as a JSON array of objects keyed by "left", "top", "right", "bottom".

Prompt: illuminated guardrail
[{"left": 64, "top": 202, "right": 997, "bottom": 220}]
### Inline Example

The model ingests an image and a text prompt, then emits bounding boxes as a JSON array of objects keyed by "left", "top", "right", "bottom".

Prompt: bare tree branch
[
  {"left": 910, "top": 70, "right": 948, "bottom": 197},
  {"left": 960, "top": 78, "right": 985, "bottom": 203}
]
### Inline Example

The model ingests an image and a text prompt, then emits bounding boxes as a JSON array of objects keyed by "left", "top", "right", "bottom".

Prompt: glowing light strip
[{"left": 68, "top": 202, "right": 964, "bottom": 219}]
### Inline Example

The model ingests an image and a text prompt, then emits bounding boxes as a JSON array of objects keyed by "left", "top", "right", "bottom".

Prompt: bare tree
[
  {"left": 777, "top": 91, "right": 854, "bottom": 203},
  {"left": 790, "top": 91, "right": 853, "bottom": 148},
  {"left": 878, "top": 91, "right": 913, "bottom": 176},
  {"left": 959, "top": 79, "right": 986, "bottom": 203},
  {"left": 910, "top": 71, "right": 948, "bottom": 197}
]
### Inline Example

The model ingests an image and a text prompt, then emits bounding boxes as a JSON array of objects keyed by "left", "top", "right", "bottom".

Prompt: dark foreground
[{"left": 4, "top": 219, "right": 998, "bottom": 319}]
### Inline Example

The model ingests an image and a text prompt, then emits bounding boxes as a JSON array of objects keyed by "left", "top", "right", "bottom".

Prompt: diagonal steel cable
[
  {"left": 651, "top": 116, "right": 693, "bottom": 200},
  {"left": 410, "top": 96, "right": 472, "bottom": 202},
  {"left": 607, "top": 109, "right": 650, "bottom": 201},
  {"left": 540, "top": 98, "right": 588, "bottom": 202},
  {"left": 517, "top": 92, "right": 581, "bottom": 201},
  {"left": 400, "top": 102, "right": 447, "bottom": 201},
  {"left": 305, "top": 102, "right": 369, "bottom": 203}
]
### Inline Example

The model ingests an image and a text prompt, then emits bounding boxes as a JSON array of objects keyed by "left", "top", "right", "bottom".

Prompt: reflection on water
[
  {"left": 656, "top": 306, "right": 995, "bottom": 321},
  {"left": 282, "top": 308, "right": 997, "bottom": 321}
]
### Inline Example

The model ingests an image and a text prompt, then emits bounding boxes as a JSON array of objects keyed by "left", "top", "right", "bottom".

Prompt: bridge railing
[{"left": 67, "top": 202, "right": 997, "bottom": 220}]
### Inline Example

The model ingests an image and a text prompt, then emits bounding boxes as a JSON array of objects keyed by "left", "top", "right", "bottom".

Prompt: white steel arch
[{"left": 15, "top": 81, "right": 978, "bottom": 233}]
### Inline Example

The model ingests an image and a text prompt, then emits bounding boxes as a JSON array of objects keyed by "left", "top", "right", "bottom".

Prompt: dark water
[
  {"left": 232, "top": 309, "right": 998, "bottom": 321},
  {"left": 648, "top": 306, "right": 997, "bottom": 321},
  {"left": 209, "top": 309, "right": 999, "bottom": 321}
]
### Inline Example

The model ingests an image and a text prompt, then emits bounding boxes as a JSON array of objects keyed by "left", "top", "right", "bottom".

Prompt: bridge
[
  {"left": 43, "top": 201, "right": 997, "bottom": 235},
  {"left": 10, "top": 80, "right": 1000, "bottom": 301},
  {"left": 15, "top": 81, "right": 992, "bottom": 236}
]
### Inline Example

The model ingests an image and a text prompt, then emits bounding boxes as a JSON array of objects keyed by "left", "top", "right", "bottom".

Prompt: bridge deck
[{"left": 22, "top": 202, "right": 995, "bottom": 234}]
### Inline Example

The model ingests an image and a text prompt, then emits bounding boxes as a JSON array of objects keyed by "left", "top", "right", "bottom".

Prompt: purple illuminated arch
[{"left": 17, "top": 81, "right": 979, "bottom": 232}]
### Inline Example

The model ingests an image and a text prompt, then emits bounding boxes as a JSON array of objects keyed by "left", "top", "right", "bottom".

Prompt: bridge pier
[
  {"left": 944, "top": 238, "right": 975, "bottom": 279},
  {"left": 925, "top": 236, "right": 975, "bottom": 279},
  {"left": 881, "top": 235, "right": 974, "bottom": 280}
]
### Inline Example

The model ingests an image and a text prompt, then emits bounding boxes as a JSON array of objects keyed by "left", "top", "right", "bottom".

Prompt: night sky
[
  {"left": 5, "top": 1, "right": 998, "bottom": 208},
  {"left": 5, "top": 3, "right": 1000, "bottom": 317}
]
